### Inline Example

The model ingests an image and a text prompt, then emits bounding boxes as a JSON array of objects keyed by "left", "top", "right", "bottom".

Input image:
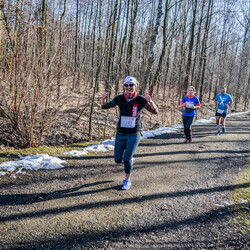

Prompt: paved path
[{"left": 0, "top": 113, "right": 249, "bottom": 249}]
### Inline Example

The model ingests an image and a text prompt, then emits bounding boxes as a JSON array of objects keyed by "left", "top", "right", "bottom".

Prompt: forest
[{"left": 0, "top": 0, "right": 249, "bottom": 148}]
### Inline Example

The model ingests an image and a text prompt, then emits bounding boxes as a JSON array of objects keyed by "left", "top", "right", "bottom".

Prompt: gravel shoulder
[{"left": 0, "top": 113, "right": 249, "bottom": 249}]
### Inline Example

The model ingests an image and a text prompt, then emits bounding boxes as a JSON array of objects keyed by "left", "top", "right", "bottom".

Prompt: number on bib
[
  {"left": 120, "top": 116, "right": 136, "bottom": 128},
  {"left": 217, "top": 109, "right": 224, "bottom": 114}
]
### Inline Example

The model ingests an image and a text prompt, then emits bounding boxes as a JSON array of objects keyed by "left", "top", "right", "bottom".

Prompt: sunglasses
[{"left": 124, "top": 83, "right": 135, "bottom": 87}]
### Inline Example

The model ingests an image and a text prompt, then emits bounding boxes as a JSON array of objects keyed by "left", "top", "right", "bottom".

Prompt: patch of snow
[
  {"left": 1, "top": 110, "right": 249, "bottom": 176},
  {"left": 239, "top": 198, "right": 248, "bottom": 204},
  {"left": 193, "top": 117, "right": 216, "bottom": 126},
  {"left": 142, "top": 126, "right": 179, "bottom": 139},
  {"left": 64, "top": 138, "right": 115, "bottom": 157},
  {"left": 64, "top": 110, "right": 250, "bottom": 156},
  {"left": 218, "top": 211, "right": 226, "bottom": 215},
  {"left": 227, "top": 110, "right": 250, "bottom": 117},
  {"left": 172, "top": 116, "right": 216, "bottom": 128},
  {"left": 65, "top": 149, "right": 88, "bottom": 157},
  {"left": 0, "top": 154, "right": 66, "bottom": 176},
  {"left": 215, "top": 204, "right": 225, "bottom": 208}
]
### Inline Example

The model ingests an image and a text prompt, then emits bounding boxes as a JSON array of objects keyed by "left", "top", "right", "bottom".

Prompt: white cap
[{"left": 124, "top": 76, "right": 138, "bottom": 86}]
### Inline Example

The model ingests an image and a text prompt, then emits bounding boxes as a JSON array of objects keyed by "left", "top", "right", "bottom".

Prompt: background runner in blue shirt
[
  {"left": 214, "top": 86, "right": 233, "bottom": 135},
  {"left": 180, "top": 86, "right": 201, "bottom": 143}
]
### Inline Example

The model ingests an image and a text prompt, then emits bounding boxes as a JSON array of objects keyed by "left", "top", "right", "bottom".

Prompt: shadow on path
[
  {"left": 0, "top": 181, "right": 114, "bottom": 206},
  {"left": 17, "top": 202, "right": 249, "bottom": 249},
  {"left": 1, "top": 182, "right": 249, "bottom": 223}
]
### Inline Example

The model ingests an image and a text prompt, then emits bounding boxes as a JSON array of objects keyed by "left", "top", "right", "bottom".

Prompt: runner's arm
[
  {"left": 102, "top": 100, "right": 116, "bottom": 109},
  {"left": 214, "top": 96, "right": 220, "bottom": 105},
  {"left": 225, "top": 100, "right": 233, "bottom": 107},
  {"left": 214, "top": 100, "right": 220, "bottom": 105},
  {"left": 194, "top": 102, "right": 201, "bottom": 109},
  {"left": 144, "top": 94, "right": 159, "bottom": 114},
  {"left": 180, "top": 96, "right": 186, "bottom": 107},
  {"left": 144, "top": 102, "right": 159, "bottom": 114}
]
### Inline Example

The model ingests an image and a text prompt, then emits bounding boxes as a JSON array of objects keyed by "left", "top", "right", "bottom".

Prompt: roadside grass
[
  {"left": 0, "top": 140, "right": 104, "bottom": 164},
  {"left": 231, "top": 165, "right": 250, "bottom": 234}
]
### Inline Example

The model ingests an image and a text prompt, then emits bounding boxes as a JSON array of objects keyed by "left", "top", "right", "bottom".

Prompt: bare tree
[
  {"left": 183, "top": 0, "right": 197, "bottom": 90},
  {"left": 57, "top": 0, "right": 67, "bottom": 99},
  {"left": 0, "top": 0, "right": 249, "bottom": 148},
  {"left": 141, "top": 0, "right": 163, "bottom": 95},
  {"left": 198, "top": 0, "right": 213, "bottom": 102},
  {"left": 234, "top": 14, "right": 249, "bottom": 109},
  {"left": 125, "top": 0, "right": 139, "bottom": 75},
  {"left": 149, "top": 0, "right": 171, "bottom": 96}
]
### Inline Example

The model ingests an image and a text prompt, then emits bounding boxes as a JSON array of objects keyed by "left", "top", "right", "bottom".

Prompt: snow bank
[
  {"left": 228, "top": 110, "right": 250, "bottom": 117},
  {"left": 65, "top": 110, "right": 250, "bottom": 156},
  {"left": 142, "top": 126, "right": 179, "bottom": 139},
  {"left": 0, "top": 110, "right": 249, "bottom": 176},
  {"left": 0, "top": 154, "right": 66, "bottom": 176},
  {"left": 173, "top": 116, "right": 216, "bottom": 129},
  {"left": 193, "top": 117, "right": 216, "bottom": 125},
  {"left": 65, "top": 127, "right": 179, "bottom": 156},
  {"left": 64, "top": 138, "right": 115, "bottom": 157},
  {"left": 172, "top": 109, "right": 250, "bottom": 128}
]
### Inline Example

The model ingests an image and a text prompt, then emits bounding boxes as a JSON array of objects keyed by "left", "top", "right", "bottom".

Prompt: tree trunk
[
  {"left": 198, "top": 0, "right": 213, "bottom": 102},
  {"left": 191, "top": 0, "right": 205, "bottom": 89},
  {"left": 125, "top": 0, "right": 139, "bottom": 75},
  {"left": 141, "top": 0, "right": 163, "bottom": 95},
  {"left": 234, "top": 20, "right": 249, "bottom": 109},
  {"left": 57, "top": 0, "right": 67, "bottom": 100},
  {"left": 116, "top": 0, "right": 130, "bottom": 95},
  {"left": 243, "top": 75, "right": 249, "bottom": 110},
  {"left": 106, "top": 0, "right": 118, "bottom": 93},
  {"left": 72, "top": 0, "right": 79, "bottom": 90},
  {"left": 150, "top": 0, "right": 171, "bottom": 96},
  {"left": 178, "top": 1, "right": 189, "bottom": 97},
  {"left": 183, "top": 0, "right": 197, "bottom": 90}
]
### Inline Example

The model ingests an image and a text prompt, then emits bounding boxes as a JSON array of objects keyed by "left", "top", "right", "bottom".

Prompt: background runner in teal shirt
[{"left": 214, "top": 87, "right": 233, "bottom": 135}]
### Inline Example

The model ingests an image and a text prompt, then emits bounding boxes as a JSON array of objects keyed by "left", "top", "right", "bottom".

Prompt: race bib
[
  {"left": 185, "top": 102, "right": 193, "bottom": 108},
  {"left": 217, "top": 109, "right": 224, "bottom": 114},
  {"left": 120, "top": 116, "right": 136, "bottom": 128}
]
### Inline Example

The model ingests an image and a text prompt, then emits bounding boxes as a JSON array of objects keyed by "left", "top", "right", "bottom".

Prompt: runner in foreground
[
  {"left": 214, "top": 86, "right": 233, "bottom": 135},
  {"left": 102, "top": 76, "right": 159, "bottom": 190},
  {"left": 180, "top": 86, "right": 201, "bottom": 143}
]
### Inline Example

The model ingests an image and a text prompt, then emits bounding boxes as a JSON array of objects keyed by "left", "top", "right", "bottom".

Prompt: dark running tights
[{"left": 183, "top": 116, "right": 195, "bottom": 138}]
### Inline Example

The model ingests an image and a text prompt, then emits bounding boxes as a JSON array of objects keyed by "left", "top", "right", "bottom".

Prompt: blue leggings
[
  {"left": 114, "top": 133, "right": 141, "bottom": 174},
  {"left": 183, "top": 116, "right": 195, "bottom": 138}
]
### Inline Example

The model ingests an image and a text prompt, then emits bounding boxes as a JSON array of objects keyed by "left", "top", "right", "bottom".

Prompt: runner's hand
[
  {"left": 225, "top": 104, "right": 229, "bottom": 107},
  {"left": 102, "top": 89, "right": 108, "bottom": 100},
  {"left": 145, "top": 92, "right": 152, "bottom": 103}
]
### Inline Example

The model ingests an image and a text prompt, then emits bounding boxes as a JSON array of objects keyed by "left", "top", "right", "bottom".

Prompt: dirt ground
[{"left": 0, "top": 112, "right": 249, "bottom": 249}]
